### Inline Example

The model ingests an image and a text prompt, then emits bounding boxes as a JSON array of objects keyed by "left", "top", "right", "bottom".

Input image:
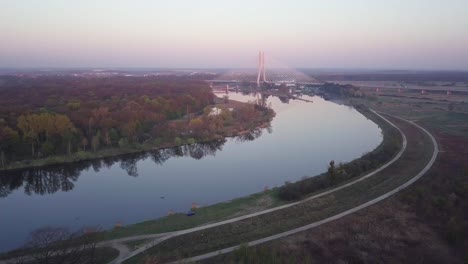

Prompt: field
[{"left": 204, "top": 88, "right": 468, "bottom": 263}]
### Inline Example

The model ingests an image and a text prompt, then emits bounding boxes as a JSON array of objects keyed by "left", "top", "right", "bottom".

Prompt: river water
[{"left": 0, "top": 92, "right": 382, "bottom": 252}]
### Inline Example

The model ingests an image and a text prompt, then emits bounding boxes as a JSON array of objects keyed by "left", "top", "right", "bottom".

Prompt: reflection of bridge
[{"left": 210, "top": 52, "right": 323, "bottom": 88}]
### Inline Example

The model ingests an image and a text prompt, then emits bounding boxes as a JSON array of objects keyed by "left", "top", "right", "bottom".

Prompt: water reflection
[
  {"left": 235, "top": 127, "right": 265, "bottom": 142},
  {"left": 0, "top": 92, "right": 383, "bottom": 253},
  {"left": 0, "top": 128, "right": 268, "bottom": 198}
]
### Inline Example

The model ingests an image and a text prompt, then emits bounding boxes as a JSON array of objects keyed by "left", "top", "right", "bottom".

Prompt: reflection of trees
[
  {"left": 149, "top": 149, "right": 175, "bottom": 165},
  {"left": 0, "top": 174, "right": 22, "bottom": 197},
  {"left": 0, "top": 137, "right": 261, "bottom": 198},
  {"left": 266, "top": 125, "right": 273, "bottom": 134},
  {"left": 119, "top": 156, "right": 140, "bottom": 177},
  {"left": 278, "top": 96, "right": 290, "bottom": 104},
  {"left": 235, "top": 128, "right": 264, "bottom": 142},
  {"left": 0, "top": 165, "right": 83, "bottom": 198},
  {"left": 23, "top": 168, "right": 79, "bottom": 195},
  {"left": 179, "top": 140, "right": 225, "bottom": 160}
]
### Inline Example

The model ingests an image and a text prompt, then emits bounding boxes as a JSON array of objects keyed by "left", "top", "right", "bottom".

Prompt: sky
[{"left": 1, "top": 0, "right": 468, "bottom": 70}]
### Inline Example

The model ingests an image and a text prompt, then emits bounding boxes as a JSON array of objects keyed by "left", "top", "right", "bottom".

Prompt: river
[{"left": 0, "top": 92, "right": 382, "bottom": 252}]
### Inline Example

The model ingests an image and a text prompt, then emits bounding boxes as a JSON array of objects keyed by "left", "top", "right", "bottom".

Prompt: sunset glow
[{"left": 1, "top": 0, "right": 468, "bottom": 69}]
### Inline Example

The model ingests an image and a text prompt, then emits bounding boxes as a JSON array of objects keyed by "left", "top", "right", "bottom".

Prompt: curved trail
[
  {"left": 0, "top": 110, "right": 439, "bottom": 264},
  {"left": 167, "top": 112, "right": 439, "bottom": 264},
  {"left": 113, "top": 110, "right": 410, "bottom": 263},
  {"left": 1, "top": 110, "right": 430, "bottom": 264}
]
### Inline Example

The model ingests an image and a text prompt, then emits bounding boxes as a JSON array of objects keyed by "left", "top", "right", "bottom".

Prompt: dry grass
[
  {"left": 124, "top": 113, "right": 435, "bottom": 264},
  {"left": 205, "top": 92, "right": 468, "bottom": 264}
]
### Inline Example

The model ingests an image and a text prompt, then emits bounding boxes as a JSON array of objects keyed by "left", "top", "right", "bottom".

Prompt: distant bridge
[{"left": 209, "top": 52, "right": 323, "bottom": 87}]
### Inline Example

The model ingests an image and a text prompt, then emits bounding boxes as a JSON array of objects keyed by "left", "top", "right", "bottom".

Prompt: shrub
[
  {"left": 174, "top": 137, "right": 182, "bottom": 146},
  {"left": 118, "top": 138, "right": 129, "bottom": 148}
]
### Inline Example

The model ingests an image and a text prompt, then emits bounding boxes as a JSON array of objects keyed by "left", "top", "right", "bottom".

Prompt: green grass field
[{"left": 102, "top": 190, "right": 282, "bottom": 241}]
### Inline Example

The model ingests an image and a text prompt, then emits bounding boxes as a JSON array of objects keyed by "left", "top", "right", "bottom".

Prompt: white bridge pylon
[
  {"left": 212, "top": 52, "right": 321, "bottom": 86},
  {"left": 255, "top": 51, "right": 320, "bottom": 87},
  {"left": 257, "top": 51, "right": 266, "bottom": 87}
]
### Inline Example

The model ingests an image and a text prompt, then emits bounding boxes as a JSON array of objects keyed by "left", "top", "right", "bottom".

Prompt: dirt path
[
  {"left": 113, "top": 110, "right": 414, "bottom": 263},
  {"left": 167, "top": 112, "right": 438, "bottom": 264},
  {"left": 3, "top": 110, "right": 433, "bottom": 264}
]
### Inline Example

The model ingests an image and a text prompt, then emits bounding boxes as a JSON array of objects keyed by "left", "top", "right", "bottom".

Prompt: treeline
[
  {"left": 0, "top": 76, "right": 222, "bottom": 168},
  {"left": 314, "top": 71, "right": 468, "bottom": 82},
  {"left": 319, "top": 82, "right": 363, "bottom": 97},
  {"left": 278, "top": 106, "right": 402, "bottom": 201},
  {"left": 0, "top": 76, "right": 274, "bottom": 169}
]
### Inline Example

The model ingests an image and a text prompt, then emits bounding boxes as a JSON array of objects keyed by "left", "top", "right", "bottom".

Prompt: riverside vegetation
[
  {"left": 0, "top": 75, "right": 274, "bottom": 171},
  {"left": 1, "top": 85, "right": 406, "bottom": 263}
]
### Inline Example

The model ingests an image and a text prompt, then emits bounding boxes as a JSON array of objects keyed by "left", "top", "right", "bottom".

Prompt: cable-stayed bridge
[{"left": 210, "top": 52, "right": 322, "bottom": 87}]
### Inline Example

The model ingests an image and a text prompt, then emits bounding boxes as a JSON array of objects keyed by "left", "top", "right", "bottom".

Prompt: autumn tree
[
  {"left": 17, "top": 114, "right": 40, "bottom": 157},
  {"left": 54, "top": 114, "right": 77, "bottom": 155},
  {"left": 17, "top": 113, "right": 77, "bottom": 157},
  {"left": 218, "top": 107, "right": 233, "bottom": 125},
  {"left": 91, "top": 131, "right": 100, "bottom": 152},
  {"left": 1, "top": 75, "right": 217, "bottom": 162},
  {"left": 89, "top": 107, "right": 115, "bottom": 146},
  {"left": 0, "top": 123, "right": 19, "bottom": 169},
  {"left": 188, "top": 117, "right": 205, "bottom": 138}
]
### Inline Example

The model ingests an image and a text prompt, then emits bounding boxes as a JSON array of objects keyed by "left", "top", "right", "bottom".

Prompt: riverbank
[
  {"left": 0, "top": 98, "right": 403, "bottom": 262},
  {"left": 205, "top": 90, "right": 468, "bottom": 263},
  {"left": 100, "top": 103, "right": 397, "bottom": 240},
  {"left": 120, "top": 108, "right": 433, "bottom": 264},
  {"left": 0, "top": 99, "right": 275, "bottom": 173}
]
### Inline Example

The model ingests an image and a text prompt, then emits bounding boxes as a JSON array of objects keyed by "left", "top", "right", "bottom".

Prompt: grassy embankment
[
  {"left": 2, "top": 97, "right": 408, "bottom": 263},
  {"left": 99, "top": 105, "right": 398, "bottom": 243},
  {"left": 208, "top": 91, "right": 468, "bottom": 263},
  {"left": 102, "top": 190, "right": 282, "bottom": 241},
  {"left": 123, "top": 107, "right": 431, "bottom": 264},
  {"left": 0, "top": 246, "right": 119, "bottom": 263}
]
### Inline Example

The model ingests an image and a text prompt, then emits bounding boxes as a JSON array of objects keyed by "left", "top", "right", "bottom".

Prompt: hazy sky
[{"left": 1, "top": 0, "right": 468, "bottom": 69}]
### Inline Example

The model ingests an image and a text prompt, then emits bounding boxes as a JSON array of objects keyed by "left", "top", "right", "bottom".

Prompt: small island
[{"left": 0, "top": 75, "right": 275, "bottom": 171}]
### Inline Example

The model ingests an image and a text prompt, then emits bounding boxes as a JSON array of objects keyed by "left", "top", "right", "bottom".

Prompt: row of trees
[{"left": 17, "top": 113, "right": 76, "bottom": 157}]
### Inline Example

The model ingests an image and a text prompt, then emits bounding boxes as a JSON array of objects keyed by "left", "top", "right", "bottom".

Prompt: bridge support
[{"left": 257, "top": 51, "right": 266, "bottom": 87}]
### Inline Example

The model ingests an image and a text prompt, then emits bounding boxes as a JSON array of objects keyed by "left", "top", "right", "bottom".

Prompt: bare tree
[{"left": 12, "top": 226, "right": 101, "bottom": 264}]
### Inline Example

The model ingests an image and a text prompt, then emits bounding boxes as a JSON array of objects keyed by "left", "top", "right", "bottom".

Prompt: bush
[
  {"left": 41, "top": 142, "right": 56, "bottom": 156},
  {"left": 118, "top": 138, "right": 129, "bottom": 148}
]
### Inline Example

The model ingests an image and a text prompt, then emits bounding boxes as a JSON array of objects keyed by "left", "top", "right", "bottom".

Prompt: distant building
[
  {"left": 208, "top": 107, "right": 233, "bottom": 116},
  {"left": 209, "top": 107, "right": 222, "bottom": 116}
]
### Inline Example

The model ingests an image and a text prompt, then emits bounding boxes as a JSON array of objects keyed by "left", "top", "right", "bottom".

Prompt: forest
[{"left": 0, "top": 75, "right": 273, "bottom": 170}]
